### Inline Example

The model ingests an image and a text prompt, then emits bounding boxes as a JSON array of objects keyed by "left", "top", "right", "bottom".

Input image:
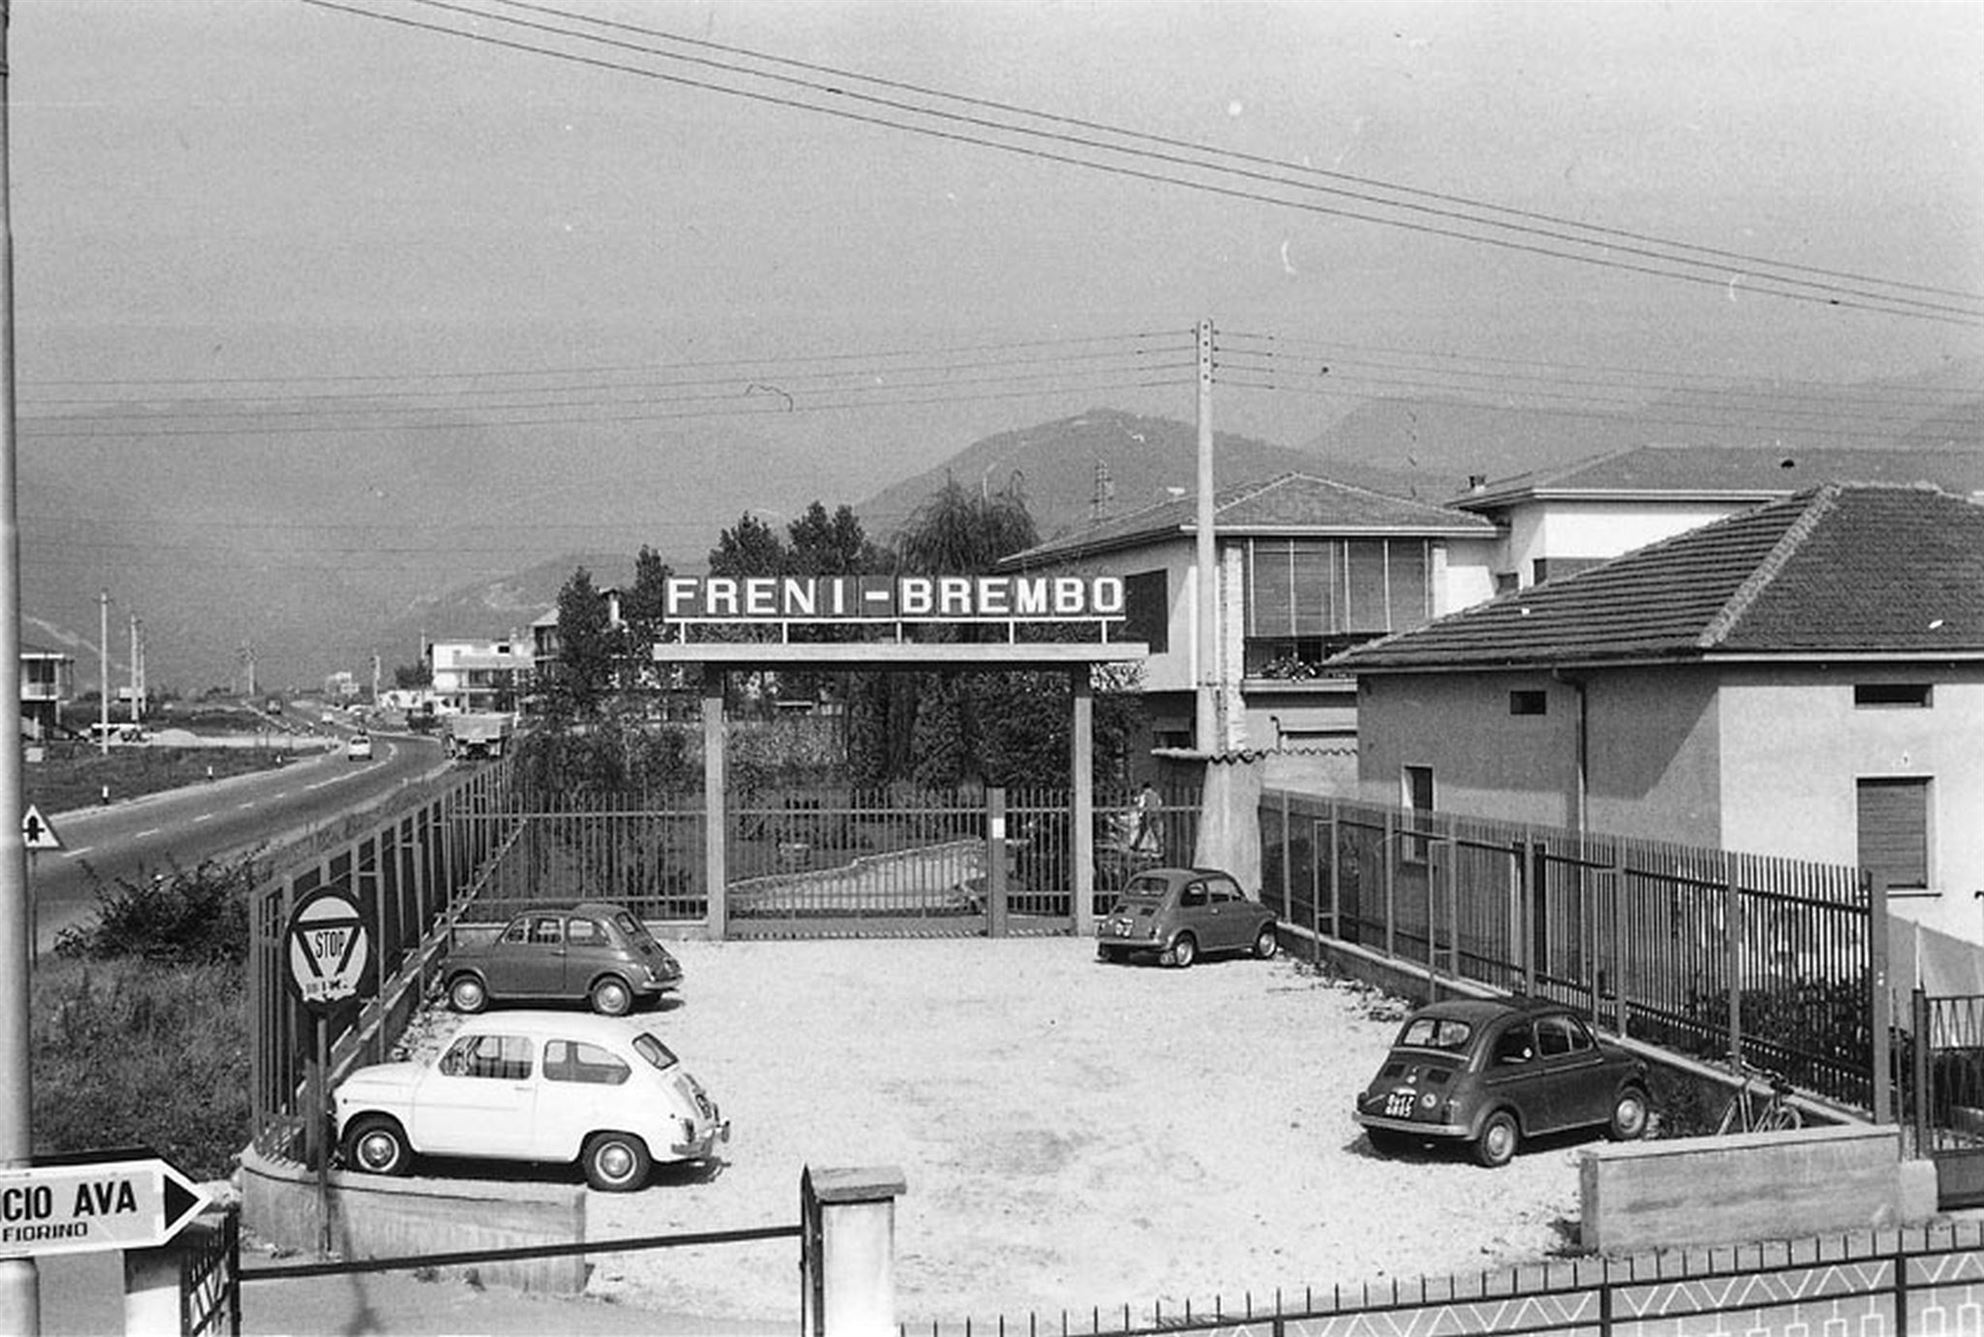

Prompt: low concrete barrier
[
  {"left": 1579, "top": 1123, "right": 1939, "bottom": 1254},
  {"left": 240, "top": 1145, "right": 588, "bottom": 1292}
]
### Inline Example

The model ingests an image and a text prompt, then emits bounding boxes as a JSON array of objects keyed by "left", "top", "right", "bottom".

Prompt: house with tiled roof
[
  {"left": 999, "top": 472, "right": 1499, "bottom": 780},
  {"left": 1333, "top": 482, "right": 1984, "bottom": 942},
  {"left": 1455, "top": 444, "right": 1984, "bottom": 591}
]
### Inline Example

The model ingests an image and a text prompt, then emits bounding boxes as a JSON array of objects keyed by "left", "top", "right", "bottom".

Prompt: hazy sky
[
  {"left": 10, "top": 0, "right": 1984, "bottom": 688},
  {"left": 15, "top": 2, "right": 1981, "bottom": 399}
]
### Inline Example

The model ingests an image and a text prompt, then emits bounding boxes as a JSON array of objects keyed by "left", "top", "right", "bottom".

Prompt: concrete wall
[
  {"left": 241, "top": 1146, "right": 588, "bottom": 1293},
  {"left": 1498, "top": 499, "right": 1747, "bottom": 587},
  {"left": 1578, "top": 1124, "right": 1936, "bottom": 1254},
  {"left": 1718, "top": 664, "right": 1984, "bottom": 939}
]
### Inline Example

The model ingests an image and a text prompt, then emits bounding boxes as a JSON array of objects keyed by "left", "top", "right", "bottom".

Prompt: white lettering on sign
[{"left": 658, "top": 575, "right": 1126, "bottom": 623}]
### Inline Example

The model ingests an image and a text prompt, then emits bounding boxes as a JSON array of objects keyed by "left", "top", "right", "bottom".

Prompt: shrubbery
[{"left": 33, "top": 858, "right": 257, "bottom": 1180}]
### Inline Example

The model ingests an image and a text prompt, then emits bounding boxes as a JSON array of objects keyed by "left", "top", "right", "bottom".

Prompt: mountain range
[{"left": 23, "top": 360, "right": 1983, "bottom": 695}]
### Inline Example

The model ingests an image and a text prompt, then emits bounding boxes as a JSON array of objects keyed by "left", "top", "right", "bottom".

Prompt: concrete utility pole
[
  {"left": 0, "top": 2, "right": 43, "bottom": 1328},
  {"left": 97, "top": 589, "right": 108, "bottom": 755},
  {"left": 1194, "top": 318, "right": 1218, "bottom": 754},
  {"left": 128, "top": 613, "right": 140, "bottom": 722}
]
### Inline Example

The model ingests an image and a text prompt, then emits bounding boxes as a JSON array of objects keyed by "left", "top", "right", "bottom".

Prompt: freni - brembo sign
[{"left": 665, "top": 575, "right": 1124, "bottom": 623}]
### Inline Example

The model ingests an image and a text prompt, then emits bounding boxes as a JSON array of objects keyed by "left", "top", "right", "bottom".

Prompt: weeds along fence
[
  {"left": 250, "top": 758, "right": 519, "bottom": 1160},
  {"left": 1259, "top": 792, "right": 1879, "bottom": 1112}
]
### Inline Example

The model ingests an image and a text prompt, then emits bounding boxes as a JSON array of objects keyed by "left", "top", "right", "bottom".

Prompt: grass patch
[
  {"left": 31, "top": 859, "right": 256, "bottom": 1181},
  {"left": 24, "top": 745, "right": 297, "bottom": 815},
  {"left": 31, "top": 958, "right": 248, "bottom": 1180}
]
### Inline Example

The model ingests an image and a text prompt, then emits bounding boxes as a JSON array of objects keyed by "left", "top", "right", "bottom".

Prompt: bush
[{"left": 54, "top": 858, "right": 254, "bottom": 967}]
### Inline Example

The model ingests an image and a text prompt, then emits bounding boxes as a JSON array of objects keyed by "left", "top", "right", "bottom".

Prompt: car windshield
[
  {"left": 1396, "top": 1015, "right": 1474, "bottom": 1052},
  {"left": 631, "top": 1032, "right": 680, "bottom": 1073}
]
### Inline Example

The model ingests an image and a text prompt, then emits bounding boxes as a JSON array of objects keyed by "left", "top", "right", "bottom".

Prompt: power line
[{"left": 297, "top": 0, "right": 1984, "bottom": 326}]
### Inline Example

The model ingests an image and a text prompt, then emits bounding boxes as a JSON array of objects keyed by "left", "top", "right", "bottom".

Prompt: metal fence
[
  {"left": 904, "top": 1223, "right": 1984, "bottom": 1337},
  {"left": 250, "top": 758, "right": 519, "bottom": 1159},
  {"left": 1259, "top": 793, "right": 1877, "bottom": 1110}
]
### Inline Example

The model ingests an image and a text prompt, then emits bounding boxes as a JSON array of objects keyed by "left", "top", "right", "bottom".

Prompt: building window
[
  {"left": 1857, "top": 777, "right": 1930, "bottom": 891},
  {"left": 1402, "top": 764, "right": 1434, "bottom": 863},
  {"left": 1122, "top": 570, "right": 1168, "bottom": 653},
  {"left": 1509, "top": 689, "right": 1548, "bottom": 716},
  {"left": 1855, "top": 683, "right": 1932, "bottom": 708},
  {"left": 1243, "top": 537, "right": 1434, "bottom": 675}
]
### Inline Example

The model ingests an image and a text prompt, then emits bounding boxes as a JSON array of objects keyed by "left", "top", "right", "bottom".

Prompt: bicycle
[{"left": 1714, "top": 1062, "right": 1805, "bottom": 1134}]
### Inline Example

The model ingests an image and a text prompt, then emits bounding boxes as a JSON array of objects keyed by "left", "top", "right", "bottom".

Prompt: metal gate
[{"left": 1911, "top": 989, "right": 1984, "bottom": 1206}]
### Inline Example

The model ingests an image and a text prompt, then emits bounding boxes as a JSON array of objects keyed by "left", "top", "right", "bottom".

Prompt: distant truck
[{"left": 443, "top": 711, "right": 514, "bottom": 761}]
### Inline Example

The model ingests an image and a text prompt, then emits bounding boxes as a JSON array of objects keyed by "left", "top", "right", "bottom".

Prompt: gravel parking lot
[{"left": 391, "top": 934, "right": 1587, "bottom": 1328}]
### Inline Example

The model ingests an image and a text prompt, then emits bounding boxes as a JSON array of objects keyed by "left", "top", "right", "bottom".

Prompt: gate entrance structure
[{"left": 653, "top": 573, "right": 1147, "bottom": 939}]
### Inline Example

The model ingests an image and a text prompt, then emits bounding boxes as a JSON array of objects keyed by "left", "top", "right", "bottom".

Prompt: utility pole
[
  {"left": 97, "top": 589, "right": 108, "bottom": 755},
  {"left": 0, "top": 2, "right": 43, "bottom": 1327},
  {"left": 1194, "top": 318, "right": 1218, "bottom": 754},
  {"left": 127, "top": 613, "right": 140, "bottom": 722}
]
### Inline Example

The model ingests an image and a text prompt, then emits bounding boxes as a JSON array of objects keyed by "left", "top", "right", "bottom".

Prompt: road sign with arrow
[{"left": 0, "top": 1153, "right": 209, "bottom": 1259}]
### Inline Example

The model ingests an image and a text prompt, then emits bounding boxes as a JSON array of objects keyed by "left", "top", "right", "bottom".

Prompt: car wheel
[
  {"left": 342, "top": 1115, "right": 412, "bottom": 1177},
  {"left": 446, "top": 974, "right": 488, "bottom": 1014},
  {"left": 1252, "top": 924, "right": 1279, "bottom": 960},
  {"left": 1608, "top": 1087, "right": 1651, "bottom": 1141},
  {"left": 1474, "top": 1110, "right": 1519, "bottom": 1168},
  {"left": 1169, "top": 933, "right": 1198, "bottom": 969},
  {"left": 1365, "top": 1127, "right": 1412, "bottom": 1156},
  {"left": 589, "top": 976, "right": 634, "bottom": 1016},
  {"left": 582, "top": 1132, "right": 652, "bottom": 1192}
]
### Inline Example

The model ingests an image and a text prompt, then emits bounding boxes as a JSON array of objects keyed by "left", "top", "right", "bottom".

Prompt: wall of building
[
  {"left": 1499, "top": 500, "right": 1750, "bottom": 587},
  {"left": 1354, "top": 667, "right": 1726, "bottom": 841},
  {"left": 1354, "top": 671, "right": 1582, "bottom": 826},
  {"left": 1716, "top": 664, "right": 1984, "bottom": 939}
]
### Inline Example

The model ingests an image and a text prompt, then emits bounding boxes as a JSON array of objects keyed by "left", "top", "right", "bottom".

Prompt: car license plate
[{"left": 1384, "top": 1090, "right": 1416, "bottom": 1119}]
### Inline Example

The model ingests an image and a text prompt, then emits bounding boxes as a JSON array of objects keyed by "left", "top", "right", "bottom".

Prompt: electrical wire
[{"left": 295, "top": 0, "right": 1984, "bottom": 326}]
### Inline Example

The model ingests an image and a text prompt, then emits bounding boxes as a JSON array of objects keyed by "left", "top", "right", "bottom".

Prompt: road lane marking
[
  {"left": 61, "top": 847, "right": 92, "bottom": 859},
  {"left": 192, "top": 814, "right": 214, "bottom": 823},
  {"left": 134, "top": 828, "right": 159, "bottom": 839},
  {"left": 238, "top": 802, "right": 257, "bottom": 810}
]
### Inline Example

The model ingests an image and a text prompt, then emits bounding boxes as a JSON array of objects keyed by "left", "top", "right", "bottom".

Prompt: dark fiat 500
[
  {"left": 1095, "top": 867, "right": 1279, "bottom": 968},
  {"left": 1353, "top": 995, "right": 1651, "bottom": 1167},
  {"left": 444, "top": 901, "right": 683, "bottom": 1016}
]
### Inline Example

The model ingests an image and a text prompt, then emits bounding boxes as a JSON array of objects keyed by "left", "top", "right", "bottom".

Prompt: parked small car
[
  {"left": 444, "top": 900, "right": 683, "bottom": 1016},
  {"left": 345, "top": 733, "right": 373, "bottom": 761},
  {"left": 1353, "top": 995, "right": 1651, "bottom": 1167},
  {"left": 335, "top": 1010, "right": 728, "bottom": 1191},
  {"left": 1095, "top": 867, "right": 1278, "bottom": 967}
]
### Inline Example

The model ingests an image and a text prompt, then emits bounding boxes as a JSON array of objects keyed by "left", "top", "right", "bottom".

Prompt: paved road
[{"left": 30, "top": 732, "right": 446, "bottom": 953}]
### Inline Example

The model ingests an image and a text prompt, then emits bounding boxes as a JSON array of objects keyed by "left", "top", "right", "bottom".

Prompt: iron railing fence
[
  {"left": 250, "top": 757, "right": 519, "bottom": 1161},
  {"left": 902, "top": 1223, "right": 1984, "bottom": 1337},
  {"left": 1260, "top": 793, "right": 1874, "bottom": 1110},
  {"left": 454, "top": 784, "right": 709, "bottom": 925},
  {"left": 1009, "top": 783, "right": 1203, "bottom": 921}
]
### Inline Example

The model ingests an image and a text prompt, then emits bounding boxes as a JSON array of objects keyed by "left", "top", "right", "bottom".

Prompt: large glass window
[{"left": 1244, "top": 538, "right": 1435, "bottom": 674}]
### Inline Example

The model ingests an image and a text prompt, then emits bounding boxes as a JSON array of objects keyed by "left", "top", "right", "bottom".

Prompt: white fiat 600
[{"left": 334, "top": 1010, "right": 728, "bottom": 1191}]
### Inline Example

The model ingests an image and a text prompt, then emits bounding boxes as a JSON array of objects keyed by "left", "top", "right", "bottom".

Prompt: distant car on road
[
  {"left": 1353, "top": 995, "right": 1651, "bottom": 1167},
  {"left": 1095, "top": 866, "right": 1278, "bottom": 968},
  {"left": 344, "top": 733, "right": 373, "bottom": 761},
  {"left": 334, "top": 1010, "right": 728, "bottom": 1191},
  {"left": 444, "top": 900, "right": 683, "bottom": 1016}
]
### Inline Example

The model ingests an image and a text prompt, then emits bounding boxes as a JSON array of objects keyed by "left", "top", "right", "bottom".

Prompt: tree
[
  {"left": 708, "top": 512, "right": 789, "bottom": 580},
  {"left": 788, "top": 501, "right": 886, "bottom": 577},
  {"left": 550, "top": 566, "right": 616, "bottom": 718},
  {"left": 391, "top": 660, "right": 431, "bottom": 690},
  {"left": 620, "top": 545, "right": 676, "bottom": 691},
  {"left": 895, "top": 474, "right": 1038, "bottom": 576}
]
